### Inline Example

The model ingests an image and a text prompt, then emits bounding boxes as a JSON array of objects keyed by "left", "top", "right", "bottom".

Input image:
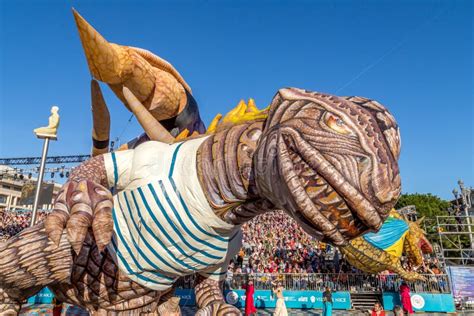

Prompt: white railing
[{"left": 176, "top": 273, "right": 451, "bottom": 294}]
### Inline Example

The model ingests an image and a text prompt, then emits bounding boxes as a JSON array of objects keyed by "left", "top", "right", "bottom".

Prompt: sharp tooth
[
  {"left": 318, "top": 190, "right": 341, "bottom": 204},
  {"left": 305, "top": 185, "right": 327, "bottom": 198},
  {"left": 340, "top": 211, "right": 353, "bottom": 218}
]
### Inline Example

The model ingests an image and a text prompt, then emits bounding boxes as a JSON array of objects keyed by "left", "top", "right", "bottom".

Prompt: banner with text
[
  {"left": 446, "top": 266, "right": 474, "bottom": 301},
  {"left": 224, "top": 290, "right": 351, "bottom": 309}
]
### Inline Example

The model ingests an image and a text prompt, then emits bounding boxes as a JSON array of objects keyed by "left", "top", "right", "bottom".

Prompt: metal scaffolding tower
[
  {"left": 436, "top": 181, "right": 474, "bottom": 266},
  {"left": 436, "top": 215, "right": 474, "bottom": 265}
]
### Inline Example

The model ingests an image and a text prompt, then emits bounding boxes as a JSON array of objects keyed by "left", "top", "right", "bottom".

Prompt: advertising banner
[
  {"left": 175, "top": 289, "right": 351, "bottom": 309},
  {"left": 175, "top": 289, "right": 197, "bottom": 306},
  {"left": 224, "top": 290, "right": 351, "bottom": 309},
  {"left": 446, "top": 266, "right": 474, "bottom": 300},
  {"left": 19, "top": 181, "right": 54, "bottom": 205},
  {"left": 383, "top": 292, "right": 455, "bottom": 313}
]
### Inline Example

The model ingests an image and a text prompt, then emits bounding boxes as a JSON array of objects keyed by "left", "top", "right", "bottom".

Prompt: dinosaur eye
[{"left": 323, "top": 112, "right": 352, "bottom": 135}]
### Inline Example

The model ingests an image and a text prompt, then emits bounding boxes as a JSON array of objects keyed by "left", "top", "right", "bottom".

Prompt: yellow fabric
[{"left": 384, "top": 230, "right": 408, "bottom": 258}]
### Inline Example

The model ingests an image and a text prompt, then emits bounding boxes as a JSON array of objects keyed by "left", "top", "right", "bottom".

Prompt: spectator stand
[
  {"left": 1, "top": 208, "right": 460, "bottom": 313},
  {"left": 0, "top": 208, "right": 50, "bottom": 241}
]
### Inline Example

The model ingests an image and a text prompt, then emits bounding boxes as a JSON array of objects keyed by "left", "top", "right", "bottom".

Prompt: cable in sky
[{"left": 336, "top": 5, "right": 452, "bottom": 94}]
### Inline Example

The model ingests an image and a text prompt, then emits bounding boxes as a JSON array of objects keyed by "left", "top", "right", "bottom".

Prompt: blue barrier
[
  {"left": 383, "top": 292, "right": 455, "bottom": 313},
  {"left": 28, "top": 288, "right": 351, "bottom": 310},
  {"left": 176, "top": 289, "right": 351, "bottom": 309},
  {"left": 224, "top": 290, "right": 351, "bottom": 309},
  {"left": 27, "top": 287, "right": 454, "bottom": 312},
  {"left": 175, "top": 289, "right": 196, "bottom": 306}
]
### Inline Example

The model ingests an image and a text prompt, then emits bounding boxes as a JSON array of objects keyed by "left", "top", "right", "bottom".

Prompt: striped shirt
[{"left": 103, "top": 137, "right": 242, "bottom": 290}]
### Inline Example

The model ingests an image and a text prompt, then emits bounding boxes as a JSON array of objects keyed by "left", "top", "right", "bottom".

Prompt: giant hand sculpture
[{"left": 72, "top": 10, "right": 205, "bottom": 156}]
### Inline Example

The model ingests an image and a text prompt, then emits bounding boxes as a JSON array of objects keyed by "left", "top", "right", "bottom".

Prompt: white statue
[{"left": 34, "top": 106, "right": 60, "bottom": 139}]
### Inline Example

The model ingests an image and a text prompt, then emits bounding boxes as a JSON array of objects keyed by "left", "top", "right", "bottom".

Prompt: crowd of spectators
[
  {"left": 0, "top": 210, "right": 48, "bottom": 241},
  {"left": 0, "top": 208, "right": 445, "bottom": 280},
  {"left": 232, "top": 210, "right": 445, "bottom": 277},
  {"left": 399, "top": 256, "right": 443, "bottom": 275},
  {"left": 235, "top": 211, "right": 354, "bottom": 275}
]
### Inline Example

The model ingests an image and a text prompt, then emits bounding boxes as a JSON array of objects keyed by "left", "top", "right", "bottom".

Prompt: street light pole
[
  {"left": 30, "top": 138, "right": 50, "bottom": 227},
  {"left": 30, "top": 106, "right": 60, "bottom": 227}
]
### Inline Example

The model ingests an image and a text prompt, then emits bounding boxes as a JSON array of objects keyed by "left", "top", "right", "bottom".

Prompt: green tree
[
  {"left": 395, "top": 193, "right": 450, "bottom": 218},
  {"left": 395, "top": 193, "right": 450, "bottom": 245}
]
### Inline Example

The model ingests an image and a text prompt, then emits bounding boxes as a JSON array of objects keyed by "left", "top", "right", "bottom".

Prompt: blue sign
[
  {"left": 175, "top": 289, "right": 196, "bottom": 306},
  {"left": 27, "top": 287, "right": 54, "bottom": 304},
  {"left": 383, "top": 292, "right": 455, "bottom": 313},
  {"left": 224, "top": 290, "right": 351, "bottom": 310}
]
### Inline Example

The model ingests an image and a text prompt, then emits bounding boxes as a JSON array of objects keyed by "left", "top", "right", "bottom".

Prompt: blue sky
[{"left": 0, "top": 1, "right": 472, "bottom": 199}]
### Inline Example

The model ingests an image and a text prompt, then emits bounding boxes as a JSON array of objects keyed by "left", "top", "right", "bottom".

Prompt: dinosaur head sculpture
[
  {"left": 255, "top": 88, "right": 401, "bottom": 245},
  {"left": 405, "top": 217, "right": 433, "bottom": 266}
]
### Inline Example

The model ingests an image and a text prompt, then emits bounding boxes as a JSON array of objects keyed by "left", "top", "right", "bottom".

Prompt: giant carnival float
[{"left": 1, "top": 9, "right": 448, "bottom": 316}]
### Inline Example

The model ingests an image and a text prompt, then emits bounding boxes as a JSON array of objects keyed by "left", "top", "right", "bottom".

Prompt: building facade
[{"left": 0, "top": 165, "right": 61, "bottom": 212}]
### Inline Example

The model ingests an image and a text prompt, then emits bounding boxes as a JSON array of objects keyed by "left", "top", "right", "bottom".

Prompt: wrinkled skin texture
[
  {"left": 0, "top": 88, "right": 401, "bottom": 315},
  {"left": 199, "top": 89, "right": 401, "bottom": 245},
  {"left": 340, "top": 211, "right": 433, "bottom": 281}
]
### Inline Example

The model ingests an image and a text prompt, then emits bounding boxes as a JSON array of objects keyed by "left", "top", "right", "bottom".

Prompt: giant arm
[{"left": 73, "top": 10, "right": 205, "bottom": 156}]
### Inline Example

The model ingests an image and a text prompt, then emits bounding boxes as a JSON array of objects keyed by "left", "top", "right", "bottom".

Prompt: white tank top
[{"left": 103, "top": 137, "right": 242, "bottom": 290}]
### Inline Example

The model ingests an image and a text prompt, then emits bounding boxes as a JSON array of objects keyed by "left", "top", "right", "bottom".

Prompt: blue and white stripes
[{"left": 104, "top": 138, "right": 241, "bottom": 290}]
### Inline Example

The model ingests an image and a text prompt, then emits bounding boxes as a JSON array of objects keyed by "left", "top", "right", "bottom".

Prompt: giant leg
[
  {"left": 0, "top": 223, "right": 72, "bottom": 314},
  {"left": 194, "top": 275, "right": 240, "bottom": 316}
]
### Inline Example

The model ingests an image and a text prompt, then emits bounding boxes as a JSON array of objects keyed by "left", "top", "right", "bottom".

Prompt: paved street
[{"left": 21, "top": 305, "right": 469, "bottom": 315}]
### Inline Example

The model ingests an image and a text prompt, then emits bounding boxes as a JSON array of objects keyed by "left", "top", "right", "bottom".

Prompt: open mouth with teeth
[
  {"left": 255, "top": 88, "right": 401, "bottom": 246},
  {"left": 288, "top": 148, "right": 368, "bottom": 239},
  {"left": 407, "top": 235, "right": 433, "bottom": 267},
  {"left": 419, "top": 237, "right": 433, "bottom": 254}
]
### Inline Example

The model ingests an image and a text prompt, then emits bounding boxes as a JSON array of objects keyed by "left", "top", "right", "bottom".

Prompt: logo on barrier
[
  {"left": 226, "top": 291, "right": 239, "bottom": 305},
  {"left": 310, "top": 296, "right": 316, "bottom": 303},
  {"left": 411, "top": 294, "right": 425, "bottom": 309}
]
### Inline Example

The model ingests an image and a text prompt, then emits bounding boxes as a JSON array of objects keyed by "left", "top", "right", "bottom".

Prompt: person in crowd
[
  {"left": 399, "top": 282, "right": 414, "bottom": 314},
  {"left": 392, "top": 305, "right": 404, "bottom": 316},
  {"left": 52, "top": 297, "right": 63, "bottom": 316},
  {"left": 244, "top": 278, "right": 257, "bottom": 316},
  {"left": 371, "top": 301, "right": 385, "bottom": 316},
  {"left": 322, "top": 286, "right": 333, "bottom": 316},
  {"left": 225, "top": 264, "right": 234, "bottom": 290},
  {"left": 272, "top": 281, "right": 288, "bottom": 316},
  {"left": 237, "top": 248, "right": 245, "bottom": 268}
]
